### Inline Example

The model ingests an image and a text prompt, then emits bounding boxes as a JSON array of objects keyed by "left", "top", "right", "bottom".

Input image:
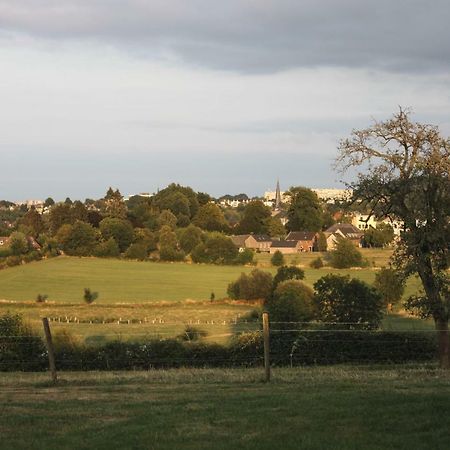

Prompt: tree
[
  {"left": 363, "top": 223, "right": 394, "bottom": 248},
  {"left": 191, "top": 233, "right": 238, "bottom": 265},
  {"left": 272, "top": 265, "right": 305, "bottom": 290},
  {"left": 266, "top": 280, "right": 315, "bottom": 326},
  {"left": 266, "top": 216, "right": 286, "bottom": 238},
  {"left": 8, "top": 232, "right": 29, "bottom": 255},
  {"left": 56, "top": 221, "right": 99, "bottom": 256},
  {"left": 270, "top": 250, "right": 285, "bottom": 267},
  {"left": 374, "top": 267, "right": 405, "bottom": 311},
  {"left": 99, "top": 218, "right": 134, "bottom": 252},
  {"left": 44, "top": 197, "right": 55, "bottom": 208},
  {"left": 152, "top": 184, "right": 200, "bottom": 219},
  {"left": 227, "top": 269, "right": 273, "bottom": 300},
  {"left": 237, "top": 201, "right": 271, "bottom": 234},
  {"left": 103, "top": 187, "right": 127, "bottom": 219},
  {"left": 178, "top": 225, "right": 203, "bottom": 254},
  {"left": 157, "top": 210, "right": 178, "bottom": 230},
  {"left": 49, "top": 203, "right": 72, "bottom": 234},
  {"left": 19, "top": 209, "right": 45, "bottom": 237},
  {"left": 286, "top": 187, "right": 323, "bottom": 232},
  {"left": 193, "top": 203, "right": 228, "bottom": 232},
  {"left": 316, "top": 231, "right": 328, "bottom": 252},
  {"left": 336, "top": 108, "right": 450, "bottom": 366},
  {"left": 313, "top": 274, "right": 383, "bottom": 330},
  {"left": 94, "top": 237, "right": 120, "bottom": 258},
  {"left": 327, "top": 238, "right": 364, "bottom": 268}
]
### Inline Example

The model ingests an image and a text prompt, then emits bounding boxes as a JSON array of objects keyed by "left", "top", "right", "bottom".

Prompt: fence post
[
  {"left": 42, "top": 317, "right": 57, "bottom": 383},
  {"left": 262, "top": 311, "right": 270, "bottom": 382}
]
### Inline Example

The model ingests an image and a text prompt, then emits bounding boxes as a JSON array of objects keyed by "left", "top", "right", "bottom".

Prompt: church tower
[{"left": 275, "top": 179, "right": 282, "bottom": 210}]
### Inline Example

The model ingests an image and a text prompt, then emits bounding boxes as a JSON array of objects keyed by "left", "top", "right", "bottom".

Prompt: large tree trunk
[{"left": 435, "top": 319, "right": 450, "bottom": 369}]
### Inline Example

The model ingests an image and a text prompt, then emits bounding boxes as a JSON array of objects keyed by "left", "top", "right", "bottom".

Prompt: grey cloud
[{"left": 0, "top": 0, "right": 449, "bottom": 73}]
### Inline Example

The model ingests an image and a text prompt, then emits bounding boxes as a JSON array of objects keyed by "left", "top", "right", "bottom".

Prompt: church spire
[{"left": 275, "top": 179, "right": 282, "bottom": 210}]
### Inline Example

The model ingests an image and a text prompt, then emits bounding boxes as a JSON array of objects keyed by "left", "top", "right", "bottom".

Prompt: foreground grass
[
  {"left": 1, "top": 366, "right": 449, "bottom": 450},
  {"left": 0, "top": 255, "right": 421, "bottom": 303}
]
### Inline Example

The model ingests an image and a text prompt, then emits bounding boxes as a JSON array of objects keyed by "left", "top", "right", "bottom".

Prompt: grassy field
[
  {"left": 0, "top": 255, "right": 422, "bottom": 304},
  {"left": 1, "top": 366, "right": 449, "bottom": 450}
]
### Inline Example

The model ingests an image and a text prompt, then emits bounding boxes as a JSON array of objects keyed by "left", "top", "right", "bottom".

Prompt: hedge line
[{"left": 0, "top": 331, "right": 437, "bottom": 371}]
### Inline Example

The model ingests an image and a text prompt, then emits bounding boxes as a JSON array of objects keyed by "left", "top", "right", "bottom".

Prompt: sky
[{"left": 1, "top": 1, "right": 450, "bottom": 201}]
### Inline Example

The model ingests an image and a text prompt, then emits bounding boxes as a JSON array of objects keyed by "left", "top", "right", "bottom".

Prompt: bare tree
[{"left": 336, "top": 108, "right": 450, "bottom": 368}]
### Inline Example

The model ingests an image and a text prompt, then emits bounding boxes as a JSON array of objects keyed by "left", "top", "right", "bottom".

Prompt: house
[
  {"left": 324, "top": 223, "right": 363, "bottom": 250},
  {"left": 230, "top": 234, "right": 272, "bottom": 252},
  {"left": 270, "top": 240, "right": 302, "bottom": 254},
  {"left": 285, "top": 231, "right": 317, "bottom": 252}
]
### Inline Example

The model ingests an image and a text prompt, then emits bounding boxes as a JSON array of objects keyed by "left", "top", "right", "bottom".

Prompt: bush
[
  {"left": 313, "top": 274, "right": 383, "bottom": 330},
  {"left": 124, "top": 243, "right": 148, "bottom": 260},
  {"left": 266, "top": 280, "right": 315, "bottom": 326},
  {"left": 310, "top": 257, "right": 324, "bottom": 269},
  {"left": 84, "top": 288, "right": 98, "bottom": 304},
  {"left": 177, "top": 326, "right": 208, "bottom": 341},
  {"left": 0, "top": 313, "right": 46, "bottom": 371},
  {"left": 22, "top": 251, "right": 42, "bottom": 263},
  {"left": 36, "top": 294, "right": 48, "bottom": 303},
  {"left": 191, "top": 233, "right": 238, "bottom": 265},
  {"left": 327, "top": 238, "right": 364, "bottom": 268},
  {"left": 271, "top": 250, "right": 285, "bottom": 266},
  {"left": 159, "top": 246, "right": 185, "bottom": 262},
  {"left": 5, "top": 255, "right": 22, "bottom": 267},
  {"left": 93, "top": 238, "right": 121, "bottom": 258},
  {"left": 236, "top": 248, "right": 254, "bottom": 265},
  {"left": 227, "top": 269, "right": 273, "bottom": 301}
]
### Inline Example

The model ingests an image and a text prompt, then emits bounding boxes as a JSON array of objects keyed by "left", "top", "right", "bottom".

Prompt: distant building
[
  {"left": 230, "top": 234, "right": 272, "bottom": 252},
  {"left": 324, "top": 223, "right": 363, "bottom": 250},
  {"left": 285, "top": 231, "right": 317, "bottom": 252},
  {"left": 270, "top": 240, "right": 302, "bottom": 254}
]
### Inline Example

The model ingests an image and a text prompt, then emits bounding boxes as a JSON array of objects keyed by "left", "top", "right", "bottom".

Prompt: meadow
[
  {"left": 0, "top": 253, "right": 428, "bottom": 343},
  {"left": 1, "top": 366, "right": 449, "bottom": 450}
]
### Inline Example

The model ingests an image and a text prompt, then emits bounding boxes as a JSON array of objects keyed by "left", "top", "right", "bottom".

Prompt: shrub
[
  {"left": 310, "top": 257, "right": 324, "bottom": 269},
  {"left": 227, "top": 269, "right": 273, "bottom": 301},
  {"left": 266, "top": 280, "right": 315, "bottom": 326},
  {"left": 83, "top": 288, "right": 98, "bottom": 304},
  {"left": 191, "top": 233, "right": 238, "bottom": 265},
  {"left": 93, "top": 238, "right": 121, "bottom": 258},
  {"left": 327, "top": 238, "right": 364, "bottom": 268},
  {"left": 313, "top": 274, "right": 383, "bottom": 330},
  {"left": 177, "top": 326, "right": 208, "bottom": 341},
  {"left": 5, "top": 255, "right": 22, "bottom": 267},
  {"left": 159, "top": 246, "right": 185, "bottom": 262},
  {"left": 36, "top": 294, "right": 48, "bottom": 303},
  {"left": 124, "top": 243, "right": 148, "bottom": 260},
  {"left": 236, "top": 248, "right": 254, "bottom": 265},
  {"left": 271, "top": 250, "right": 285, "bottom": 267},
  {"left": 0, "top": 313, "right": 46, "bottom": 371}
]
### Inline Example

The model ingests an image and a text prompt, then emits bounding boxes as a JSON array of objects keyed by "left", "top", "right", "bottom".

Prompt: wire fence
[{"left": 0, "top": 313, "right": 440, "bottom": 378}]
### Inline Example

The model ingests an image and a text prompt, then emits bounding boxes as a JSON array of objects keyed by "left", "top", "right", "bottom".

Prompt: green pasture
[
  {"left": 1, "top": 366, "right": 449, "bottom": 450},
  {"left": 0, "top": 255, "right": 421, "bottom": 304}
]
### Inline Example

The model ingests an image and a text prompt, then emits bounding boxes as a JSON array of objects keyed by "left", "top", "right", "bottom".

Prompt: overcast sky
[{"left": 1, "top": 1, "right": 450, "bottom": 201}]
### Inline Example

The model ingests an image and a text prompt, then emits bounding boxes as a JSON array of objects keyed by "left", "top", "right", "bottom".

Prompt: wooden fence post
[
  {"left": 42, "top": 317, "right": 57, "bottom": 383},
  {"left": 262, "top": 312, "right": 270, "bottom": 382}
]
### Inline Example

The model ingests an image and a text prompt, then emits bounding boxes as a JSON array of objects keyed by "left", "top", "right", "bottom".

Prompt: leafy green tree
[
  {"left": 327, "top": 238, "right": 364, "bottom": 268},
  {"left": 44, "top": 197, "right": 55, "bottom": 208},
  {"left": 19, "top": 209, "right": 45, "bottom": 237},
  {"left": 193, "top": 203, "right": 228, "bottom": 232},
  {"left": 158, "top": 225, "right": 184, "bottom": 261},
  {"left": 8, "top": 232, "right": 29, "bottom": 255},
  {"left": 270, "top": 250, "right": 285, "bottom": 267},
  {"left": 337, "top": 108, "right": 450, "bottom": 366},
  {"left": 237, "top": 201, "right": 271, "bottom": 234},
  {"left": 49, "top": 203, "right": 72, "bottom": 234},
  {"left": 99, "top": 218, "right": 134, "bottom": 252},
  {"left": 191, "top": 233, "right": 238, "bottom": 265},
  {"left": 309, "top": 257, "right": 324, "bottom": 269},
  {"left": 70, "top": 201, "right": 89, "bottom": 223},
  {"left": 313, "top": 274, "right": 383, "bottom": 330},
  {"left": 227, "top": 269, "right": 273, "bottom": 300},
  {"left": 178, "top": 225, "right": 203, "bottom": 254},
  {"left": 266, "top": 216, "right": 285, "bottom": 238},
  {"left": 103, "top": 187, "right": 127, "bottom": 219},
  {"left": 266, "top": 280, "right": 315, "bottom": 325},
  {"left": 272, "top": 265, "right": 305, "bottom": 290},
  {"left": 152, "top": 184, "right": 199, "bottom": 218},
  {"left": 236, "top": 248, "right": 255, "bottom": 265},
  {"left": 363, "top": 223, "right": 395, "bottom": 248},
  {"left": 286, "top": 187, "right": 323, "bottom": 232},
  {"left": 316, "top": 231, "right": 327, "bottom": 252},
  {"left": 157, "top": 210, "right": 178, "bottom": 230},
  {"left": 133, "top": 228, "right": 157, "bottom": 252},
  {"left": 374, "top": 267, "right": 405, "bottom": 310},
  {"left": 56, "top": 221, "right": 99, "bottom": 256}
]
